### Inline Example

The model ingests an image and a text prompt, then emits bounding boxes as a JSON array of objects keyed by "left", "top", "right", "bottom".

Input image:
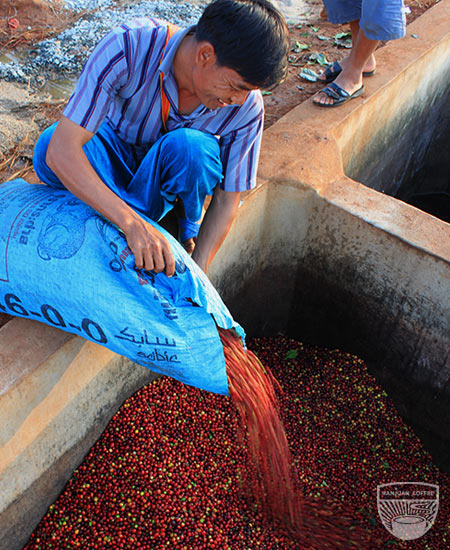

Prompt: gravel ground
[{"left": 0, "top": 0, "right": 206, "bottom": 88}]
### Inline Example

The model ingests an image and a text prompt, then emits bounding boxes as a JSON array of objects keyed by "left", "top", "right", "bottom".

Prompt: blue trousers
[
  {"left": 323, "top": 0, "right": 406, "bottom": 41},
  {"left": 33, "top": 122, "right": 224, "bottom": 226}
]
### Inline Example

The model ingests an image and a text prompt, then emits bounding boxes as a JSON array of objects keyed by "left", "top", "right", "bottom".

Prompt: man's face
[{"left": 192, "top": 43, "right": 259, "bottom": 109}]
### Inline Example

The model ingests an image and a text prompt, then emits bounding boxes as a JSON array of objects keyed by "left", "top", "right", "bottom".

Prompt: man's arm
[
  {"left": 46, "top": 116, "right": 175, "bottom": 276},
  {"left": 191, "top": 186, "right": 240, "bottom": 272},
  {"left": 188, "top": 91, "right": 264, "bottom": 271}
]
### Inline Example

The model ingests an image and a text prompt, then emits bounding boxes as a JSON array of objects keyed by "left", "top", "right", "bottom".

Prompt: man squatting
[{"left": 33, "top": 0, "right": 290, "bottom": 276}]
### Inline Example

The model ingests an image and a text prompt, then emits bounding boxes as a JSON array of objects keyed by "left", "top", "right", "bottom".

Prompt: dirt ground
[
  {"left": 0, "top": 0, "right": 74, "bottom": 48},
  {"left": 0, "top": 0, "right": 438, "bottom": 183},
  {"left": 264, "top": 0, "right": 437, "bottom": 126}
]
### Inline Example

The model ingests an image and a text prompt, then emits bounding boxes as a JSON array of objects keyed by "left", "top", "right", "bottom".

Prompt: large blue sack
[{"left": 0, "top": 179, "right": 244, "bottom": 395}]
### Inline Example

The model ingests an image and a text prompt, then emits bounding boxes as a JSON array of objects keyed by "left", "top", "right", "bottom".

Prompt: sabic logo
[{"left": 377, "top": 482, "right": 439, "bottom": 540}]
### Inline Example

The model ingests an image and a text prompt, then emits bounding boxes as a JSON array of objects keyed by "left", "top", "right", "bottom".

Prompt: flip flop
[
  {"left": 318, "top": 61, "right": 376, "bottom": 83},
  {"left": 313, "top": 82, "right": 365, "bottom": 108},
  {"left": 319, "top": 61, "right": 342, "bottom": 83}
]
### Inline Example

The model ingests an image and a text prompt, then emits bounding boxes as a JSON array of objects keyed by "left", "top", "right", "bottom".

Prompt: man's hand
[
  {"left": 46, "top": 116, "right": 175, "bottom": 276},
  {"left": 123, "top": 215, "right": 175, "bottom": 275}
]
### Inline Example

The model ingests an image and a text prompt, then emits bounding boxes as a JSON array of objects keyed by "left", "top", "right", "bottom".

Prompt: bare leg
[
  {"left": 342, "top": 21, "right": 376, "bottom": 73},
  {"left": 318, "top": 20, "right": 377, "bottom": 82},
  {"left": 314, "top": 24, "right": 378, "bottom": 105}
]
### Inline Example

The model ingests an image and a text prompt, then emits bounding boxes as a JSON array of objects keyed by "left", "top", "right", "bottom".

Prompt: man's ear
[{"left": 196, "top": 41, "right": 216, "bottom": 67}]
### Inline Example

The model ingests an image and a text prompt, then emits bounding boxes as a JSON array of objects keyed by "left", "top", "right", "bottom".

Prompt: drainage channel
[
  {"left": 342, "top": 79, "right": 450, "bottom": 225},
  {"left": 397, "top": 87, "right": 450, "bottom": 224}
]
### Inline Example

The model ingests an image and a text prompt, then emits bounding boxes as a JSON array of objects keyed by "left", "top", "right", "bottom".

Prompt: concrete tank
[{"left": 1, "top": 2, "right": 449, "bottom": 549}]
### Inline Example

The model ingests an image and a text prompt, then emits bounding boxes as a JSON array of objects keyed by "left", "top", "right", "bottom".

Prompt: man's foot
[
  {"left": 178, "top": 217, "right": 200, "bottom": 255},
  {"left": 317, "top": 54, "right": 376, "bottom": 82},
  {"left": 182, "top": 237, "right": 196, "bottom": 254},
  {"left": 313, "top": 79, "right": 364, "bottom": 108},
  {"left": 314, "top": 65, "right": 366, "bottom": 107}
]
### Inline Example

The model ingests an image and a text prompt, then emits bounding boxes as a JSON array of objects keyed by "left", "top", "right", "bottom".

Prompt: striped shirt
[{"left": 63, "top": 18, "right": 264, "bottom": 192}]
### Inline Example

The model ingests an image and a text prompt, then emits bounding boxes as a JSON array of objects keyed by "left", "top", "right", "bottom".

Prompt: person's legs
[
  {"left": 314, "top": 27, "right": 378, "bottom": 105},
  {"left": 346, "top": 20, "right": 376, "bottom": 74},
  {"left": 123, "top": 128, "right": 223, "bottom": 226},
  {"left": 317, "top": 19, "right": 376, "bottom": 82},
  {"left": 315, "top": 0, "right": 405, "bottom": 106},
  {"left": 34, "top": 124, "right": 223, "bottom": 245}
]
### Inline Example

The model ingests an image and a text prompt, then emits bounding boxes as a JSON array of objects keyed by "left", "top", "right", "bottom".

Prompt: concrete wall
[
  {"left": 210, "top": 0, "right": 450, "bottom": 469},
  {"left": 0, "top": 319, "right": 158, "bottom": 550},
  {"left": 335, "top": 17, "right": 450, "bottom": 197},
  {"left": 0, "top": 1, "right": 449, "bottom": 548}
]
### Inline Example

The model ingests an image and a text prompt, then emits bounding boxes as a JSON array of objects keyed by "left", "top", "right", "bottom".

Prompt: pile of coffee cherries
[{"left": 25, "top": 336, "right": 449, "bottom": 549}]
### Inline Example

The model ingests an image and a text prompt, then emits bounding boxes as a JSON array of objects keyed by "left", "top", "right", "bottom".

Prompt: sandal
[
  {"left": 313, "top": 82, "right": 365, "bottom": 108},
  {"left": 319, "top": 61, "right": 342, "bottom": 83},
  {"left": 319, "top": 61, "right": 376, "bottom": 83}
]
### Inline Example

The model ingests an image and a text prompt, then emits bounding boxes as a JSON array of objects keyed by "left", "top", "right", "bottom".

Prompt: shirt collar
[{"left": 159, "top": 24, "right": 195, "bottom": 77}]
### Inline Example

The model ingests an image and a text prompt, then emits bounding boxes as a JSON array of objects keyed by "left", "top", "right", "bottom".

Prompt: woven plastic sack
[{"left": 0, "top": 179, "right": 244, "bottom": 395}]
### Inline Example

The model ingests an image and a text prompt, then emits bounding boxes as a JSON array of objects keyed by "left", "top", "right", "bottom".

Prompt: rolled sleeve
[
  {"left": 324, "top": 0, "right": 406, "bottom": 41},
  {"left": 361, "top": 0, "right": 406, "bottom": 41},
  {"left": 219, "top": 92, "right": 264, "bottom": 192}
]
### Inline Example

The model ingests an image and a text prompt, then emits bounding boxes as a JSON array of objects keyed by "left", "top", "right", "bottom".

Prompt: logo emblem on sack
[{"left": 377, "top": 482, "right": 439, "bottom": 540}]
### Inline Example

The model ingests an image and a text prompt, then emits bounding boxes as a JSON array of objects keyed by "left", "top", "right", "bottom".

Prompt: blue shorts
[{"left": 323, "top": 0, "right": 406, "bottom": 41}]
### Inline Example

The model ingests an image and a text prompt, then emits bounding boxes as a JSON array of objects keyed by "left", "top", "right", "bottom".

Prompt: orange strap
[{"left": 159, "top": 24, "right": 179, "bottom": 133}]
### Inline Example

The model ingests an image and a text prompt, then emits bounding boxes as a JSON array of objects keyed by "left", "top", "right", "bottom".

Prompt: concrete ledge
[{"left": 0, "top": 318, "right": 158, "bottom": 550}]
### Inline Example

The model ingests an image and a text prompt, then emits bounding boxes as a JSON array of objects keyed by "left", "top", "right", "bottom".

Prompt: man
[
  {"left": 33, "top": 0, "right": 289, "bottom": 275},
  {"left": 313, "top": 0, "right": 406, "bottom": 107}
]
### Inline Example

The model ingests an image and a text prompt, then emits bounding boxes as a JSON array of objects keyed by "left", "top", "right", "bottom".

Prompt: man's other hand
[
  {"left": 46, "top": 116, "right": 175, "bottom": 277},
  {"left": 122, "top": 215, "right": 175, "bottom": 277}
]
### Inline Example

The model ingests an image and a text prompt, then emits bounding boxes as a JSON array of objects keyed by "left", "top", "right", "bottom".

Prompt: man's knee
[
  {"left": 160, "top": 128, "right": 221, "bottom": 169},
  {"left": 152, "top": 128, "right": 223, "bottom": 217},
  {"left": 33, "top": 122, "right": 64, "bottom": 188}
]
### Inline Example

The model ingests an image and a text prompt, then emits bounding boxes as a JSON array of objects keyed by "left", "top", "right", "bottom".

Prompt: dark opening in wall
[
  {"left": 397, "top": 103, "right": 450, "bottom": 223},
  {"left": 345, "top": 83, "right": 450, "bottom": 224}
]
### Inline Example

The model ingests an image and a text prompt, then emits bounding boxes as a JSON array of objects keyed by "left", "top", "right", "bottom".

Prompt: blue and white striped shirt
[{"left": 63, "top": 18, "right": 264, "bottom": 192}]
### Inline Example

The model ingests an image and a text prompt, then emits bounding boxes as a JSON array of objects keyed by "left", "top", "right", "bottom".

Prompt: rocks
[
  {"left": 0, "top": 0, "right": 205, "bottom": 170},
  {"left": 0, "top": 0, "right": 206, "bottom": 90}
]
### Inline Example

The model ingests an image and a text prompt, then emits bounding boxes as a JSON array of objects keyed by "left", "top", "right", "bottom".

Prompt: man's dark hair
[{"left": 195, "top": 0, "right": 289, "bottom": 89}]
